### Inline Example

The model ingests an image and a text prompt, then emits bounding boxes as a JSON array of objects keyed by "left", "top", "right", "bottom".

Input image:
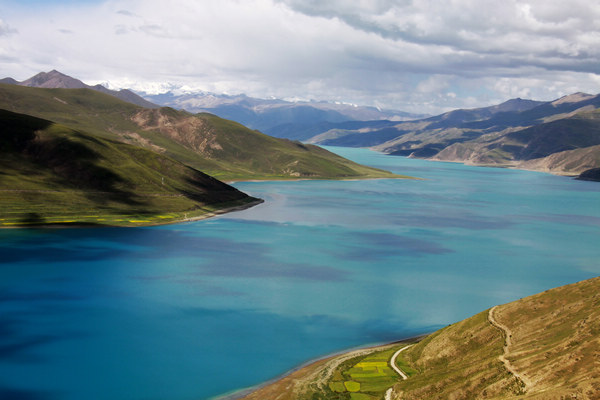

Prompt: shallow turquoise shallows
[{"left": 1, "top": 147, "right": 599, "bottom": 400}]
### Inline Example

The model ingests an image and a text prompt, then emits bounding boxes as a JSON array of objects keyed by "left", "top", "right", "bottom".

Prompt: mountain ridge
[
  {"left": 141, "top": 89, "right": 427, "bottom": 136},
  {"left": 290, "top": 91, "right": 600, "bottom": 179},
  {"left": 0, "top": 83, "right": 403, "bottom": 181},
  {"left": 2, "top": 69, "right": 159, "bottom": 109}
]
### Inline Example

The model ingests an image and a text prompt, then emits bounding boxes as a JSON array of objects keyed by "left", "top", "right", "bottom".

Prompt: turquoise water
[{"left": 1, "top": 147, "right": 599, "bottom": 400}]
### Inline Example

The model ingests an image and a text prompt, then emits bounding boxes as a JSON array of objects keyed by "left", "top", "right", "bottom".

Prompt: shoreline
[
  {"left": 0, "top": 172, "right": 414, "bottom": 230},
  {"left": 226, "top": 175, "right": 418, "bottom": 185},
  {"left": 172, "top": 198, "right": 264, "bottom": 225},
  {"left": 212, "top": 334, "right": 429, "bottom": 400},
  {"left": 398, "top": 154, "right": 584, "bottom": 178},
  {"left": 0, "top": 198, "right": 264, "bottom": 229}
]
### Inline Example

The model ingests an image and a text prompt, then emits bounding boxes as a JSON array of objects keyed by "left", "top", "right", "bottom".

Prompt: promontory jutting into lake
[{"left": 1, "top": 147, "right": 598, "bottom": 400}]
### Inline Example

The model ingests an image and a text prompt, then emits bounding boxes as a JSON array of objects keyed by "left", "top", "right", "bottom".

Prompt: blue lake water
[{"left": 1, "top": 147, "right": 599, "bottom": 400}]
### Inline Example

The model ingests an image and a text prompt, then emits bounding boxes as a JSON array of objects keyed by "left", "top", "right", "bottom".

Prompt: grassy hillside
[
  {"left": 0, "top": 84, "right": 405, "bottom": 181},
  {"left": 0, "top": 109, "right": 259, "bottom": 227},
  {"left": 240, "top": 277, "right": 600, "bottom": 400}
]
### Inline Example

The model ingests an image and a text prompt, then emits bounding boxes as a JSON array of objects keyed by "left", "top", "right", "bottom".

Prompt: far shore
[
  {"left": 397, "top": 154, "right": 584, "bottom": 178},
  {"left": 226, "top": 175, "right": 420, "bottom": 185}
]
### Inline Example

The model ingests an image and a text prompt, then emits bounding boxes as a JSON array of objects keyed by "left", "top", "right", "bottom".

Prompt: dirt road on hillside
[{"left": 488, "top": 306, "right": 532, "bottom": 391}]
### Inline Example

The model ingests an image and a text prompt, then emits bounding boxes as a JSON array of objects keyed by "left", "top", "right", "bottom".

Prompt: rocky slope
[
  {"left": 300, "top": 92, "right": 600, "bottom": 177},
  {"left": 429, "top": 106, "right": 600, "bottom": 175}
]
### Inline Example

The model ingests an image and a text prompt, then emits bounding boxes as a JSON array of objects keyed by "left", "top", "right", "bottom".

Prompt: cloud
[
  {"left": 0, "top": 0, "right": 599, "bottom": 114},
  {"left": 0, "top": 18, "right": 17, "bottom": 36},
  {"left": 116, "top": 9, "right": 137, "bottom": 17}
]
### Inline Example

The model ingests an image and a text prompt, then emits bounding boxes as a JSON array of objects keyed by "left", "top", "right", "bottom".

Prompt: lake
[{"left": 1, "top": 147, "right": 599, "bottom": 400}]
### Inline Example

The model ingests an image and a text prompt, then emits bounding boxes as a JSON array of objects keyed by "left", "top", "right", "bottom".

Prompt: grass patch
[
  {"left": 324, "top": 345, "right": 410, "bottom": 399},
  {"left": 343, "top": 381, "right": 360, "bottom": 392}
]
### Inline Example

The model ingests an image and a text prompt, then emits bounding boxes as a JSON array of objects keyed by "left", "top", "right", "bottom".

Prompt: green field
[{"left": 325, "top": 346, "right": 409, "bottom": 400}]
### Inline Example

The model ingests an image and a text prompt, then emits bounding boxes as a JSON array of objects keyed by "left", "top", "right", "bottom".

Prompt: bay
[{"left": 0, "top": 147, "right": 599, "bottom": 400}]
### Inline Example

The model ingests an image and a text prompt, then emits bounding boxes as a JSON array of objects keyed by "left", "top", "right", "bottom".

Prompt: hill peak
[
  {"left": 552, "top": 92, "right": 595, "bottom": 105},
  {"left": 20, "top": 69, "right": 88, "bottom": 89},
  {"left": 491, "top": 97, "right": 546, "bottom": 113},
  {"left": 10, "top": 70, "right": 159, "bottom": 108}
]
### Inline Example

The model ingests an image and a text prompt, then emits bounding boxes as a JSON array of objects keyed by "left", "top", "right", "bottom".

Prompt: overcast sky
[{"left": 1, "top": 0, "right": 599, "bottom": 114}]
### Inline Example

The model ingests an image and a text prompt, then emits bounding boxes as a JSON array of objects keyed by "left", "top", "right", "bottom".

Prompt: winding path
[
  {"left": 488, "top": 306, "right": 531, "bottom": 391},
  {"left": 385, "top": 344, "right": 413, "bottom": 400},
  {"left": 389, "top": 345, "right": 413, "bottom": 380}
]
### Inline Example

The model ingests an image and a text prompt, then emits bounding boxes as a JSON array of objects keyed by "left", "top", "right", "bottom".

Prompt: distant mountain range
[
  {"left": 141, "top": 90, "right": 427, "bottom": 136},
  {"left": 140, "top": 82, "right": 600, "bottom": 180},
  {"left": 5, "top": 70, "right": 598, "bottom": 181},
  {"left": 1, "top": 69, "right": 159, "bottom": 108},
  {"left": 284, "top": 93, "right": 600, "bottom": 180}
]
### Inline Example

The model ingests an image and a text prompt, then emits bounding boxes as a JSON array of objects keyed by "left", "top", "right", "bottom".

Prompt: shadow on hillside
[
  {"left": 1, "top": 110, "right": 144, "bottom": 206},
  {"left": 181, "top": 169, "right": 246, "bottom": 204},
  {"left": 34, "top": 136, "right": 144, "bottom": 206},
  {"left": 18, "top": 212, "right": 46, "bottom": 225}
]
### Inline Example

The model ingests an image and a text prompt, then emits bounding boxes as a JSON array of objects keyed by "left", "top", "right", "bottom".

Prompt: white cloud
[
  {"left": 0, "top": 18, "right": 17, "bottom": 36},
  {"left": 416, "top": 75, "right": 450, "bottom": 94},
  {"left": 0, "top": 0, "right": 599, "bottom": 114}
]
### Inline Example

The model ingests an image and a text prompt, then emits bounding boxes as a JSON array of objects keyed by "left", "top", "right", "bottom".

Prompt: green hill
[
  {"left": 0, "top": 109, "right": 259, "bottom": 227},
  {"left": 240, "top": 277, "right": 600, "bottom": 400},
  {"left": 0, "top": 84, "right": 405, "bottom": 181}
]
